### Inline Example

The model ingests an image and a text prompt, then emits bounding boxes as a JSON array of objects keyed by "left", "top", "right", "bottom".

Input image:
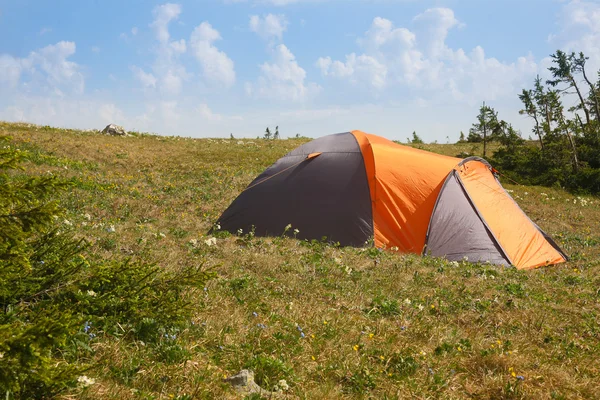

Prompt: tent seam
[{"left": 455, "top": 173, "right": 514, "bottom": 266}]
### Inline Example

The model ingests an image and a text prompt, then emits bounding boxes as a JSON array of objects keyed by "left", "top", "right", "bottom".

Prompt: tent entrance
[{"left": 423, "top": 170, "right": 510, "bottom": 266}]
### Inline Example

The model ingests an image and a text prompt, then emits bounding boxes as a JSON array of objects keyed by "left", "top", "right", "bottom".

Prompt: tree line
[{"left": 463, "top": 50, "right": 600, "bottom": 194}]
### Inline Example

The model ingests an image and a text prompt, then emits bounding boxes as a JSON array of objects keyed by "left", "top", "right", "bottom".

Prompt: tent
[{"left": 214, "top": 130, "right": 567, "bottom": 269}]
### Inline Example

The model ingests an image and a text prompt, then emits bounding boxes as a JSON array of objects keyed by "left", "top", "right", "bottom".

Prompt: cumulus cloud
[
  {"left": 151, "top": 3, "right": 182, "bottom": 44},
  {"left": 316, "top": 54, "right": 387, "bottom": 89},
  {"left": 190, "top": 22, "right": 236, "bottom": 87},
  {"left": 0, "top": 41, "right": 84, "bottom": 94},
  {"left": 249, "top": 14, "right": 288, "bottom": 42},
  {"left": 247, "top": 44, "right": 320, "bottom": 101},
  {"left": 316, "top": 8, "right": 538, "bottom": 103}
]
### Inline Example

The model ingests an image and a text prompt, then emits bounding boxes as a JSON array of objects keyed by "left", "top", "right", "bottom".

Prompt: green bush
[{"left": 0, "top": 136, "right": 214, "bottom": 399}]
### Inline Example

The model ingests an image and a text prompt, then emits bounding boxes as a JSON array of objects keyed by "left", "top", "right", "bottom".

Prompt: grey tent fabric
[
  {"left": 215, "top": 132, "right": 373, "bottom": 246},
  {"left": 424, "top": 171, "right": 510, "bottom": 265}
]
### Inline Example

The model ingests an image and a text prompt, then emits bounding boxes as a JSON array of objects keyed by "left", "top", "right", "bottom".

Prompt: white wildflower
[
  {"left": 204, "top": 237, "right": 217, "bottom": 246},
  {"left": 390, "top": 246, "right": 399, "bottom": 251},
  {"left": 450, "top": 261, "right": 459, "bottom": 267},
  {"left": 540, "top": 193, "right": 547, "bottom": 197},
  {"left": 274, "top": 379, "right": 289, "bottom": 392},
  {"left": 403, "top": 298, "right": 412, "bottom": 305},
  {"left": 189, "top": 238, "right": 198, "bottom": 247},
  {"left": 334, "top": 257, "right": 342, "bottom": 265},
  {"left": 84, "top": 213, "right": 91, "bottom": 220},
  {"left": 417, "top": 304, "right": 424, "bottom": 311},
  {"left": 86, "top": 290, "right": 97, "bottom": 297},
  {"left": 344, "top": 265, "right": 353, "bottom": 275},
  {"left": 237, "top": 228, "right": 243, "bottom": 235},
  {"left": 293, "top": 228, "right": 299, "bottom": 235},
  {"left": 63, "top": 219, "right": 72, "bottom": 226},
  {"left": 106, "top": 225, "right": 116, "bottom": 233},
  {"left": 214, "top": 223, "right": 221, "bottom": 231},
  {"left": 77, "top": 375, "right": 96, "bottom": 387}
]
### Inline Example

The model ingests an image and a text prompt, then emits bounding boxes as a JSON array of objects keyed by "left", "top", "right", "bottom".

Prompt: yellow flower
[
  {"left": 379, "top": 355, "right": 385, "bottom": 360},
  {"left": 353, "top": 344, "right": 359, "bottom": 351},
  {"left": 431, "top": 304, "right": 435, "bottom": 309},
  {"left": 496, "top": 340, "right": 502, "bottom": 345},
  {"left": 323, "top": 321, "right": 328, "bottom": 325},
  {"left": 457, "top": 347, "right": 462, "bottom": 352},
  {"left": 368, "top": 333, "right": 375, "bottom": 339},
  {"left": 311, "top": 356, "right": 316, "bottom": 361}
]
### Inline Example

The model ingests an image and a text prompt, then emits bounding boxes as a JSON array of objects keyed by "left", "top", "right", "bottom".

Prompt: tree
[
  {"left": 274, "top": 126, "right": 280, "bottom": 140},
  {"left": 573, "top": 52, "right": 600, "bottom": 121},
  {"left": 547, "top": 50, "right": 591, "bottom": 125},
  {"left": 457, "top": 131, "right": 466, "bottom": 143},
  {"left": 264, "top": 127, "right": 272, "bottom": 140},
  {"left": 410, "top": 131, "right": 424, "bottom": 144},
  {"left": 468, "top": 102, "right": 498, "bottom": 157},
  {"left": 518, "top": 85, "right": 544, "bottom": 149}
]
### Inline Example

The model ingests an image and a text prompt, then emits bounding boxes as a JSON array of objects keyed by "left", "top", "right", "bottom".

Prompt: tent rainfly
[{"left": 214, "top": 130, "right": 568, "bottom": 270}]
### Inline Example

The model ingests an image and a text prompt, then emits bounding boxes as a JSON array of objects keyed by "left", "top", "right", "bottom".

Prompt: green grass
[{"left": 2, "top": 121, "right": 600, "bottom": 399}]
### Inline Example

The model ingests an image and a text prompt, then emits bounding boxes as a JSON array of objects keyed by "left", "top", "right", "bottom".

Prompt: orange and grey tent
[{"left": 215, "top": 130, "right": 567, "bottom": 269}]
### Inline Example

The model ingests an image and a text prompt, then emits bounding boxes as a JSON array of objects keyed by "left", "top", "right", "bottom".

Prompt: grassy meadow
[{"left": 2, "top": 121, "right": 600, "bottom": 399}]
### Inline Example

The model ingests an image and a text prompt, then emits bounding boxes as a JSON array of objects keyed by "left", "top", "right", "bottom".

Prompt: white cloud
[
  {"left": 198, "top": 103, "right": 223, "bottom": 121},
  {"left": 317, "top": 9, "right": 538, "bottom": 103},
  {"left": 0, "top": 55, "right": 23, "bottom": 88},
  {"left": 131, "top": 3, "right": 190, "bottom": 96},
  {"left": 249, "top": 14, "right": 288, "bottom": 42},
  {"left": 14, "top": 41, "right": 85, "bottom": 94},
  {"left": 190, "top": 22, "right": 236, "bottom": 87},
  {"left": 130, "top": 66, "right": 157, "bottom": 88},
  {"left": 247, "top": 44, "right": 320, "bottom": 101},
  {"left": 316, "top": 53, "right": 387, "bottom": 89},
  {"left": 150, "top": 3, "right": 182, "bottom": 44}
]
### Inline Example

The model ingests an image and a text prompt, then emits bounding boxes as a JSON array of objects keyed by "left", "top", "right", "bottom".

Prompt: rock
[
  {"left": 224, "top": 369, "right": 286, "bottom": 398},
  {"left": 102, "top": 124, "right": 128, "bottom": 136}
]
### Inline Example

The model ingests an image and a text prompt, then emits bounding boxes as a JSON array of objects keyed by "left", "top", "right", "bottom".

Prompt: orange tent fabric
[{"left": 351, "top": 130, "right": 460, "bottom": 252}]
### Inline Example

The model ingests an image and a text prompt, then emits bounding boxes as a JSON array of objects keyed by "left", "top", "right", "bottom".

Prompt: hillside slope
[{"left": 2, "top": 121, "right": 599, "bottom": 399}]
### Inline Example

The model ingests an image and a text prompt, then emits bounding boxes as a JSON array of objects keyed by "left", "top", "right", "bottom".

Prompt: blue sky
[{"left": 1, "top": 0, "right": 599, "bottom": 141}]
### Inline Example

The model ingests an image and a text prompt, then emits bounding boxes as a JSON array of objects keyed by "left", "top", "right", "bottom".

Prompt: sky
[{"left": 1, "top": 0, "right": 599, "bottom": 142}]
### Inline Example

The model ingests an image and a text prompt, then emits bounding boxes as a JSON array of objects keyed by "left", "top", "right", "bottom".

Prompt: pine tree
[{"left": 468, "top": 102, "right": 498, "bottom": 157}]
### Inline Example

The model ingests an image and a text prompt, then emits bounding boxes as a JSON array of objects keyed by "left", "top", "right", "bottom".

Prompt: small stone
[{"left": 224, "top": 369, "right": 287, "bottom": 398}]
